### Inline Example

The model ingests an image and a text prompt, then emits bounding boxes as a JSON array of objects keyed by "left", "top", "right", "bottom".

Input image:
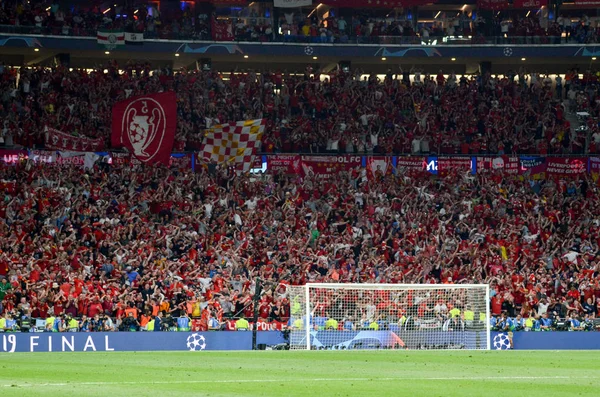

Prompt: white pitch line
[{"left": 2, "top": 376, "right": 597, "bottom": 388}]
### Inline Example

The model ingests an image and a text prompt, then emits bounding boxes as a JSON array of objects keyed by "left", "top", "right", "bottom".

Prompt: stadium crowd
[
  {"left": 1, "top": 1, "right": 600, "bottom": 44},
  {"left": 0, "top": 150, "right": 599, "bottom": 333},
  {"left": 1, "top": 62, "right": 596, "bottom": 156}
]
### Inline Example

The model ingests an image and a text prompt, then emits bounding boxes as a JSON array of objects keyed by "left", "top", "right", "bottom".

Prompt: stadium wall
[{"left": 0, "top": 332, "right": 599, "bottom": 352}]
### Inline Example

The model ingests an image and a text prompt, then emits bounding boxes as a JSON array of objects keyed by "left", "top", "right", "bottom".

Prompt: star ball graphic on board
[
  {"left": 186, "top": 333, "right": 207, "bottom": 351},
  {"left": 503, "top": 47, "right": 513, "bottom": 57},
  {"left": 304, "top": 46, "right": 314, "bottom": 55},
  {"left": 493, "top": 333, "right": 511, "bottom": 350}
]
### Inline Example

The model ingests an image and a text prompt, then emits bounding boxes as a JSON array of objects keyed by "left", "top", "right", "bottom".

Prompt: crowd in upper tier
[
  {"left": 3, "top": 61, "right": 600, "bottom": 156},
  {"left": 2, "top": 0, "right": 600, "bottom": 44},
  {"left": 0, "top": 151, "right": 599, "bottom": 332}
]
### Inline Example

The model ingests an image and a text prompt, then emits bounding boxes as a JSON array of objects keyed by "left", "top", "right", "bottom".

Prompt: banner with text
[
  {"left": 425, "top": 156, "right": 476, "bottom": 175},
  {"left": 476, "top": 156, "right": 520, "bottom": 174},
  {"left": 300, "top": 155, "right": 362, "bottom": 179},
  {"left": 45, "top": 128, "right": 105, "bottom": 152},
  {"left": 266, "top": 154, "right": 301, "bottom": 174}
]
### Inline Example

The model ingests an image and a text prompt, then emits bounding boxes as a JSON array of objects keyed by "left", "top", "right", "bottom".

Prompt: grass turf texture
[{"left": 1, "top": 351, "right": 599, "bottom": 396}]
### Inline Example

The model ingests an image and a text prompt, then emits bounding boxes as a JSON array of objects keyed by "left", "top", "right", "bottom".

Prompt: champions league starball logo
[
  {"left": 186, "top": 333, "right": 207, "bottom": 351},
  {"left": 493, "top": 334, "right": 511, "bottom": 350},
  {"left": 122, "top": 97, "right": 167, "bottom": 162}
]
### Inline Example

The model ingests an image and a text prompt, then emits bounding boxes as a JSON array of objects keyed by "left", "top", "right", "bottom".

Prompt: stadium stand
[
  {"left": 0, "top": 152, "right": 599, "bottom": 333},
  {"left": 0, "top": 63, "right": 593, "bottom": 155},
  {"left": 1, "top": 1, "right": 600, "bottom": 337}
]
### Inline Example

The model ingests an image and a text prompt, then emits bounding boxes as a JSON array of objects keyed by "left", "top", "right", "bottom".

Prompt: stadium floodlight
[{"left": 288, "top": 283, "right": 490, "bottom": 351}]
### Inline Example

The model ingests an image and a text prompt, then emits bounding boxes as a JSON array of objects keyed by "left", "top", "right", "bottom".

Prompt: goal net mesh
[{"left": 288, "top": 284, "right": 489, "bottom": 350}]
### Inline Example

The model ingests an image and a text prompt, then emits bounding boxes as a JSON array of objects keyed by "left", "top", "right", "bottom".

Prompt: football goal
[{"left": 288, "top": 283, "right": 490, "bottom": 350}]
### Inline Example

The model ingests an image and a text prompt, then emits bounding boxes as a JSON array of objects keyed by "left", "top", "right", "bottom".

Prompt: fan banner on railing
[
  {"left": 97, "top": 30, "right": 125, "bottom": 46},
  {"left": 124, "top": 32, "right": 144, "bottom": 45},
  {"left": 44, "top": 127, "right": 105, "bottom": 152},
  {"left": 266, "top": 155, "right": 301, "bottom": 174},
  {"left": 299, "top": 155, "right": 362, "bottom": 179},
  {"left": 513, "top": 0, "right": 547, "bottom": 8},
  {"left": 111, "top": 92, "right": 177, "bottom": 165},
  {"left": 394, "top": 157, "right": 428, "bottom": 174},
  {"left": 476, "top": 156, "right": 519, "bottom": 174},
  {"left": 365, "top": 156, "right": 394, "bottom": 180},
  {"left": 520, "top": 156, "right": 587, "bottom": 178},
  {"left": 274, "top": 0, "right": 312, "bottom": 7},
  {"left": 476, "top": 0, "right": 509, "bottom": 10}
]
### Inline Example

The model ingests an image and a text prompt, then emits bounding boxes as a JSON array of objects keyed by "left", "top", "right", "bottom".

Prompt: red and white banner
[
  {"left": 366, "top": 156, "right": 393, "bottom": 180},
  {"left": 111, "top": 92, "right": 177, "bottom": 165},
  {"left": 45, "top": 128, "right": 104, "bottom": 152},
  {"left": 300, "top": 155, "right": 361, "bottom": 179},
  {"left": 274, "top": 0, "right": 312, "bottom": 7},
  {"left": 476, "top": 0, "right": 509, "bottom": 9},
  {"left": 545, "top": 157, "right": 587, "bottom": 177},
  {"left": 267, "top": 155, "right": 301, "bottom": 174},
  {"left": 513, "top": 0, "right": 547, "bottom": 8},
  {"left": 211, "top": 18, "right": 234, "bottom": 41},
  {"left": 476, "top": 156, "right": 519, "bottom": 174}
]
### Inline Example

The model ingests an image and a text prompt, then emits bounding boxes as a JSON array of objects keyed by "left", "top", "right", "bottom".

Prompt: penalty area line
[{"left": 1, "top": 376, "right": 595, "bottom": 388}]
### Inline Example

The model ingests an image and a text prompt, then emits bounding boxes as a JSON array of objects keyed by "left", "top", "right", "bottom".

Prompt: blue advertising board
[
  {"left": 1, "top": 331, "right": 599, "bottom": 352},
  {"left": 0, "top": 332, "right": 253, "bottom": 353},
  {"left": 2, "top": 34, "right": 600, "bottom": 59},
  {"left": 492, "top": 332, "right": 600, "bottom": 350}
]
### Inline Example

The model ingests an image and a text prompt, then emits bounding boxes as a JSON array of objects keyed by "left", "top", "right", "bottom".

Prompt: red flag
[{"left": 111, "top": 92, "right": 177, "bottom": 165}]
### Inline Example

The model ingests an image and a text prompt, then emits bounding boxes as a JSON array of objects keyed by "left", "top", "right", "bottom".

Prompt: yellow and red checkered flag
[{"left": 199, "top": 119, "right": 265, "bottom": 172}]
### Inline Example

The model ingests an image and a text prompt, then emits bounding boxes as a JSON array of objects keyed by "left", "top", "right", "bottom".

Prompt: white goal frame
[{"left": 298, "top": 283, "right": 491, "bottom": 351}]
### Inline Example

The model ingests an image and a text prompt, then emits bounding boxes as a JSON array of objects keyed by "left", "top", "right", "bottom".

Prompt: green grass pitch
[{"left": 1, "top": 351, "right": 599, "bottom": 396}]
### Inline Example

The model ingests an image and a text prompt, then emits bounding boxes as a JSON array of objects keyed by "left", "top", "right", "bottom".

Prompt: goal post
[{"left": 288, "top": 283, "right": 491, "bottom": 351}]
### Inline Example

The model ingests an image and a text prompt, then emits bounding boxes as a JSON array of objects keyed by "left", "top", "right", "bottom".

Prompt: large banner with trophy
[{"left": 111, "top": 92, "right": 177, "bottom": 165}]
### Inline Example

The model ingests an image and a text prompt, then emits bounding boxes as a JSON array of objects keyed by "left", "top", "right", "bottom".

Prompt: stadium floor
[{"left": 1, "top": 350, "right": 599, "bottom": 396}]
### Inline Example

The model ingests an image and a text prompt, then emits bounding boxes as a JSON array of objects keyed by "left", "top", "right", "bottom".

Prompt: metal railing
[{"left": 0, "top": 24, "right": 596, "bottom": 46}]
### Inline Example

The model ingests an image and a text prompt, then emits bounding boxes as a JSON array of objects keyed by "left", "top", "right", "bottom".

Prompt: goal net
[{"left": 288, "top": 283, "right": 490, "bottom": 350}]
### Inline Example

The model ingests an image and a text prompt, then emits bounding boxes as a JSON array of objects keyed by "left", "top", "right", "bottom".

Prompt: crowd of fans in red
[
  {"left": 1, "top": 61, "right": 595, "bottom": 156},
  {"left": 0, "top": 151, "right": 600, "bottom": 331}
]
